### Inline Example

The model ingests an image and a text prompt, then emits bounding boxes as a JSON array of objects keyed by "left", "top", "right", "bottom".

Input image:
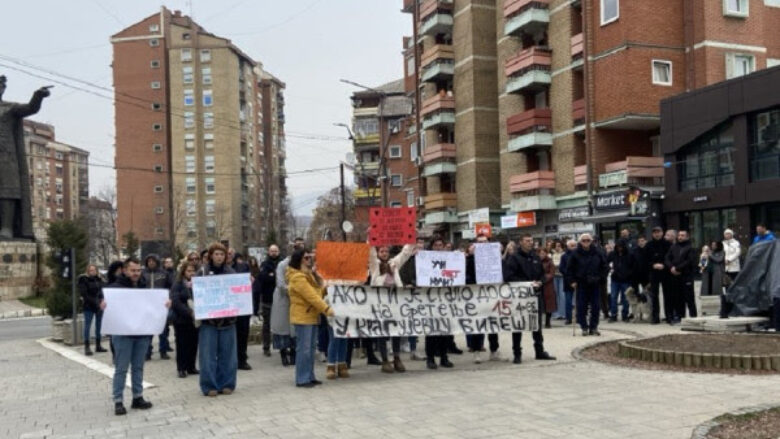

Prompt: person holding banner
[
  {"left": 466, "top": 235, "right": 500, "bottom": 363},
  {"left": 287, "top": 248, "right": 334, "bottom": 388},
  {"left": 368, "top": 243, "right": 416, "bottom": 373},
  {"left": 503, "top": 234, "right": 556, "bottom": 364},
  {"left": 425, "top": 237, "right": 455, "bottom": 370},
  {"left": 171, "top": 261, "right": 200, "bottom": 378},
  {"left": 196, "top": 243, "right": 238, "bottom": 397}
]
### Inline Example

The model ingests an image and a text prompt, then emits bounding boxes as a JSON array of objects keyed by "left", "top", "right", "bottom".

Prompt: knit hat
[{"left": 724, "top": 228, "right": 734, "bottom": 237}]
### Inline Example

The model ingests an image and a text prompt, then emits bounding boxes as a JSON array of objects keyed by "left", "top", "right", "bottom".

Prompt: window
[
  {"left": 183, "top": 89, "right": 194, "bottom": 106},
  {"left": 206, "top": 219, "right": 216, "bottom": 236},
  {"left": 768, "top": 58, "right": 780, "bottom": 68},
  {"left": 149, "top": 24, "right": 160, "bottom": 32},
  {"left": 151, "top": 81, "right": 161, "bottom": 89},
  {"left": 204, "top": 138, "right": 214, "bottom": 150},
  {"left": 151, "top": 102, "right": 162, "bottom": 111},
  {"left": 185, "top": 155, "right": 195, "bottom": 173},
  {"left": 411, "top": 142, "right": 418, "bottom": 160},
  {"left": 155, "top": 206, "right": 164, "bottom": 215},
  {"left": 153, "top": 185, "right": 163, "bottom": 193},
  {"left": 391, "top": 174, "right": 403, "bottom": 187},
  {"left": 180, "top": 48, "right": 192, "bottom": 62},
  {"left": 389, "top": 145, "right": 402, "bottom": 158},
  {"left": 202, "top": 67, "right": 212, "bottom": 84},
  {"left": 204, "top": 155, "right": 215, "bottom": 173},
  {"left": 726, "top": 53, "right": 755, "bottom": 79},
  {"left": 153, "top": 164, "right": 163, "bottom": 173},
  {"left": 183, "top": 66, "right": 193, "bottom": 84},
  {"left": 186, "top": 177, "right": 196, "bottom": 193},
  {"left": 678, "top": 124, "right": 736, "bottom": 191},
  {"left": 600, "top": 0, "right": 619, "bottom": 25},
  {"left": 182, "top": 32, "right": 191, "bottom": 40},
  {"left": 205, "top": 177, "right": 216, "bottom": 194},
  {"left": 150, "top": 60, "right": 160, "bottom": 68},
  {"left": 200, "top": 49, "right": 211, "bottom": 62},
  {"left": 182, "top": 112, "right": 194, "bottom": 128},
  {"left": 186, "top": 199, "right": 196, "bottom": 216},
  {"left": 155, "top": 227, "right": 165, "bottom": 236},
  {"left": 205, "top": 199, "right": 216, "bottom": 216},
  {"left": 390, "top": 202, "right": 402, "bottom": 208},
  {"left": 766, "top": 0, "right": 780, "bottom": 7},
  {"left": 652, "top": 60, "right": 672, "bottom": 85},
  {"left": 749, "top": 107, "right": 780, "bottom": 182},
  {"left": 724, "top": 0, "right": 748, "bottom": 17},
  {"left": 203, "top": 90, "right": 213, "bottom": 107},
  {"left": 203, "top": 112, "right": 214, "bottom": 129},
  {"left": 354, "top": 118, "right": 379, "bottom": 138},
  {"left": 149, "top": 38, "right": 159, "bottom": 47},
  {"left": 407, "top": 190, "right": 415, "bottom": 207},
  {"left": 152, "top": 123, "right": 162, "bottom": 131},
  {"left": 406, "top": 57, "right": 415, "bottom": 76}
]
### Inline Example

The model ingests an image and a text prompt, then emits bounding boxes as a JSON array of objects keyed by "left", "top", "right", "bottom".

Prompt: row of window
[
  {"left": 185, "top": 177, "right": 216, "bottom": 194},
  {"left": 184, "top": 155, "right": 215, "bottom": 173},
  {"left": 182, "top": 66, "right": 212, "bottom": 85},
  {"left": 183, "top": 89, "right": 213, "bottom": 107},
  {"left": 181, "top": 48, "right": 211, "bottom": 63},
  {"left": 388, "top": 143, "right": 419, "bottom": 159},
  {"left": 183, "top": 111, "right": 214, "bottom": 128},
  {"left": 600, "top": 0, "right": 780, "bottom": 26},
  {"left": 649, "top": 53, "right": 762, "bottom": 87}
]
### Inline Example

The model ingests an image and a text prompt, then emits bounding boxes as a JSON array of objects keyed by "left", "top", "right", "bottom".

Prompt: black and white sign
[{"left": 558, "top": 206, "right": 590, "bottom": 222}]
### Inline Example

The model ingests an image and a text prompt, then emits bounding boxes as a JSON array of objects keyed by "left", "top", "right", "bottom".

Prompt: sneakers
[
  {"left": 381, "top": 361, "right": 394, "bottom": 373},
  {"left": 410, "top": 351, "right": 426, "bottom": 361},
  {"left": 131, "top": 397, "right": 152, "bottom": 410},
  {"left": 206, "top": 390, "right": 218, "bottom": 397},
  {"left": 160, "top": 352, "right": 171, "bottom": 360},
  {"left": 220, "top": 388, "right": 233, "bottom": 395},
  {"left": 473, "top": 352, "right": 482, "bottom": 364},
  {"left": 489, "top": 351, "right": 503, "bottom": 362},
  {"left": 581, "top": 329, "right": 589, "bottom": 336},
  {"left": 114, "top": 402, "right": 127, "bottom": 416},
  {"left": 326, "top": 364, "right": 337, "bottom": 380}
]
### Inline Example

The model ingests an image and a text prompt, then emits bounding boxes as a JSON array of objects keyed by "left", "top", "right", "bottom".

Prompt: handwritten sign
[
  {"left": 315, "top": 241, "right": 369, "bottom": 283},
  {"left": 102, "top": 288, "right": 170, "bottom": 336},
  {"left": 474, "top": 243, "right": 503, "bottom": 285},
  {"left": 368, "top": 207, "right": 416, "bottom": 246},
  {"left": 192, "top": 273, "right": 253, "bottom": 320},
  {"left": 327, "top": 282, "right": 540, "bottom": 337},
  {"left": 415, "top": 250, "right": 466, "bottom": 287}
]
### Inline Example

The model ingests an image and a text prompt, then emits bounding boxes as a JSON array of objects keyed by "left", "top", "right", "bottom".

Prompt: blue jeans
[
  {"left": 198, "top": 324, "right": 237, "bottom": 395},
  {"left": 610, "top": 281, "right": 630, "bottom": 319},
  {"left": 112, "top": 335, "right": 151, "bottom": 403},
  {"left": 83, "top": 310, "right": 102, "bottom": 343},
  {"left": 577, "top": 285, "right": 600, "bottom": 331},
  {"left": 409, "top": 336, "right": 418, "bottom": 352},
  {"left": 554, "top": 276, "right": 566, "bottom": 318},
  {"left": 327, "top": 326, "right": 348, "bottom": 364},
  {"left": 294, "top": 324, "right": 318, "bottom": 385},
  {"left": 147, "top": 325, "right": 171, "bottom": 356}
]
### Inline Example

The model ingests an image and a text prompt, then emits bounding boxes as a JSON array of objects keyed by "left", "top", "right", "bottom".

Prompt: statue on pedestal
[{"left": 0, "top": 75, "right": 50, "bottom": 240}]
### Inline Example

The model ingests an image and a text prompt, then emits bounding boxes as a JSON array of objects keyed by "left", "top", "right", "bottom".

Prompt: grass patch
[
  {"left": 713, "top": 407, "right": 780, "bottom": 424},
  {"left": 19, "top": 296, "right": 47, "bottom": 309}
]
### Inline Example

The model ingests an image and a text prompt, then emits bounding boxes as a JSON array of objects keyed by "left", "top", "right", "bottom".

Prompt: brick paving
[{"left": 3, "top": 322, "right": 780, "bottom": 438}]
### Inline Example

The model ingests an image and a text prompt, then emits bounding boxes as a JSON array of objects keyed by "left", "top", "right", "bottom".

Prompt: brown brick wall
[{"left": 591, "top": 0, "right": 685, "bottom": 56}]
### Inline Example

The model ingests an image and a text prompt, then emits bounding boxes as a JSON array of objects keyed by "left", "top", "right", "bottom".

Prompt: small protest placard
[
  {"left": 102, "top": 288, "right": 170, "bottom": 336},
  {"left": 415, "top": 250, "right": 466, "bottom": 287},
  {"left": 368, "top": 207, "right": 416, "bottom": 246},
  {"left": 192, "top": 273, "right": 253, "bottom": 320},
  {"left": 315, "top": 241, "right": 369, "bottom": 283},
  {"left": 474, "top": 242, "right": 503, "bottom": 285}
]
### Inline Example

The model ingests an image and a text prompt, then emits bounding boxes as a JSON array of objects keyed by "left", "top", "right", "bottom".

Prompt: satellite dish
[
  {"left": 342, "top": 220, "right": 354, "bottom": 233},
  {"left": 345, "top": 152, "right": 356, "bottom": 166}
]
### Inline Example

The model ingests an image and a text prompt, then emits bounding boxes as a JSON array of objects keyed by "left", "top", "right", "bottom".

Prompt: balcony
[
  {"left": 507, "top": 108, "right": 552, "bottom": 152},
  {"left": 504, "top": 0, "right": 550, "bottom": 37},
  {"left": 572, "top": 98, "right": 586, "bottom": 125},
  {"left": 571, "top": 33, "right": 583, "bottom": 58},
  {"left": 509, "top": 171, "right": 557, "bottom": 211},
  {"left": 420, "top": 44, "right": 455, "bottom": 83},
  {"left": 403, "top": 0, "right": 414, "bottom": 12},
  {"left": 419, "top": 0, "right": 454, "bottom": 36},
  {"left": 425, "top": 192, "right": 458, "bottom": 210},
  {"left": 599, "top": 156, "right": 664, "bottom": 189},
  {"left": 421, "top": 94, "right": 456, "bottom": 129},
  {"left": 354, "top": 132, "right": 380, "bottom": 145},
  {"left": 505, "top": 47, "right": 551, "bottom": 94},
  {"left": 358, "top": 161, "right": 380, "bottom": 175},
  {"left": 423, "top": 143, "right": 457, "bottom": 163},
  {"left": 574, "top": 165, "right": 587, "bottom": 187},
  {"left": 353, "top": 187, "right": 381, "bottom": 199},
  {"left": 422, "top": 162, "right": 457, "bottom": 177},
  {"left": 424, "top": 210, "right": 459, "bottom": 225},
  {"left": 353, "top": 107, "right": 378, "bottom": 118}
]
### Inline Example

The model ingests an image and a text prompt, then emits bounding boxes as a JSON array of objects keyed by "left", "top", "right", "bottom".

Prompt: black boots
[
  {"left": 280, "top": 349, "right": 290, "bottom": 367},
  {"left": 115, "top": 402, "right": 126, "bottom": 416},
  {"left": 534, "top": 346, "right": 556, "bottom": 361},
  {"left": 84, "top": 341, "right": 93, "bottom": 356},
  {"left": 131, "top": 397, "right": 153, "bottom": 409},
  {"left": 289, "top": 347, "right": 296, "bottom": 365},
  {"left": 95, "top": 342, "right": 107, "bottom": 353},
  {"left": 513, "top": 350, "right": 522, "bottom": 364}
]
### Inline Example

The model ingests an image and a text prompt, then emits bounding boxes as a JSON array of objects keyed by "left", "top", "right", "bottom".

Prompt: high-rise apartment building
[
  {"left": 112, "top": 7, "right": 287, "bottom": 255},
  {"left": 259, "top": 72, "right": 291, "bottom": 245},
  {"left": 23, "top": 120, "right": 89, "bottom": 241},
  {"left": 404, "top": 0, "right": 780, "bottom": 243}
]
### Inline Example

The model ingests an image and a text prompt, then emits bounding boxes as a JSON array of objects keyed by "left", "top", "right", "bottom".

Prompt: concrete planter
[{"left": 51, "top": 315, "right": 84, "bottom": 345}]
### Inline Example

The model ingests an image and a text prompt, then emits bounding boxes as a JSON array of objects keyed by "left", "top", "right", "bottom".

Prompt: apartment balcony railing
[
  {"left": 599, "top": 156, "right": 664, "bottom": 189},
  {"left": 572, "top": 98, "right": 586, "bottom": 125},
  {"left": 507, "top": 108, "right": 552, "bottom": 152},
  {"left": 421, "top": 94, "right": 456, "bottom": 130},
  {"left": 574, "top": 164, "right": 587, "bottom": 188},
  {"left": 504, "top": 0, "right": 550, "bottom": 37},
  {"left": 419, "top": 0, "right": 454, "bottom": 36},
  {"left": 423, "top": 143, "right": 457, "bottom": 163},
  {"left": 421, "top": 44, "right": 455, "bottom": 82},
  {"left": 505, "top": 46, "right": 551, "bottom": 94},
  {"left": 509, "top": 170, "right": 557, "bottom": 211},
  {"left": 424, "top": 192, "right": 458, "bottom": 210},
  {"left": 422, "top": 162, "right": 457, "bottom": 177},
  {"left": 571, "top": 32, "right": 584, "bottom": 58},
  {"left": 424, "top": 210, "right": 459, "bottom": 225}
]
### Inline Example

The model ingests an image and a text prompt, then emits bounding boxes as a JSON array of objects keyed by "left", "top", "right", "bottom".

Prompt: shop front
[{"left": 584, "top": 188, "right": 663, "bottom": 245}]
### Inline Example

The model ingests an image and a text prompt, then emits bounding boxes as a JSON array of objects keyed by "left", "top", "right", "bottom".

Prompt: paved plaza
[{"left": 2, "top": 321, "right": 779, "bottom": 439}]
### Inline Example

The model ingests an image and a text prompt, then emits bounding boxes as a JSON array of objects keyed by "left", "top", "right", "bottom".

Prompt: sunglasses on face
[
  {"left": 303, "top": 256, "right": 312, "bottom": 261},
  {"left": 581, "top": 239, "right": 592, "bottom": 242}
]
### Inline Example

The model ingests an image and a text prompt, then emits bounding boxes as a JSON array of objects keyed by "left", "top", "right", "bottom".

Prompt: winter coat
[
  {"left": 608, "top": 250, "right": 634, "bottom": 284},
  {"left": 503, "top": 248, "right": 544, "bottom": 283},
  {"left": 645, "top": 238, "right": 671, "bottom": 277},
  {"left": 465, "top": 254, "right": 476, "bottom": 285},
  {"left": 170, "top": 279, "right": 196, "bottom": 326},
  {"left": 196, "top": 263, "right": 236, "bottom": 327},
  {"left": 631, "top": 245, "right": 650, "bottom": 285},
  {"left": 399, "top": 255, "right": 417, "bottom": 286},
  {"left": 752, "top": 231, "right": 776, "bottom": 245},
  {"left": 540, "top": 256, "right": 557, "bottom": 313},
  {"left": 701, "top": 250, "right": 725, "bottom": 296},
  {"left": 551, "top": 250, "right": 564, "bottom": 276},
  {"left": 78, "top": 274, "right": 104, "bottom": 312},
  {"left": 665, "top": 239, "right": 697, "bottom": 281},
  {"left": 271, "top": 257, "right": 293, "bottom": 336},
  {"left": 723, "top": 238, "right": 742, "bottom": 273},
  {"left": 564, "top": 245, "right": 609, "bottom": 288},
  {"left": 142, "top": 254, "right": 172, "bottom": 290},
  {"left": 256, "top": 257, "right": 281, "bottom": 305},
  {"left": 287, "top": 266, "right": 332, "bottom": 325},
  {"left": 559, "top": 250, "right": 574, "bottom": 292},
  {"left": 106, "top": 273, "right": 146, "bottom": 289},
  {"left": 369, "top": 245, "right": 415, "bottom": 288}
]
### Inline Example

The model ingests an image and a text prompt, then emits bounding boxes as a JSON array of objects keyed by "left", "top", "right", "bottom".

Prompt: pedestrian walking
[
  {"left": 79, "top": 264, "right": 106, "bottom": 356},
  {"left": 565, "top": 233, "right": 608, "bottom": 336},
  {"left": 171, "top": 261, "right": 200, "bottom": 378}
]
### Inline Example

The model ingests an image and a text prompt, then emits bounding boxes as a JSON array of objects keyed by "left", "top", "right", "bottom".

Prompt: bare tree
[
  {"left": 306, "top": 187, "right": 362, "bottom": 244},
  {"left": 86, "top": 185, "right": 119, "bottom": 268}
]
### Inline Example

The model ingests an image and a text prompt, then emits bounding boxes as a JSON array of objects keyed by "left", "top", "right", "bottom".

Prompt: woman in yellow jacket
[{"left": 286, "top": 247, "right": 334, "bottom": 388}]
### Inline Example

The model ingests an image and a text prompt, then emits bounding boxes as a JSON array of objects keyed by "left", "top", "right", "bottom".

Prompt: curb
[
  {"left": 691, "top": 403, "right": 780, "bottom": 439},
  {"left": 0, "top": 308, "right": 47, "bottom": 320},
  {"left": 618, "top": 338, "right": 780, "bottom": 372},
  {"left": 36, "top": 338, "right": 156, "bottom": 390}
]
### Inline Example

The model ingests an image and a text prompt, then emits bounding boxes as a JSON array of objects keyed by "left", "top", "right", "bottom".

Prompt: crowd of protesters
[{"left": 77, "top": 223, "right": 774, "bottom": 413}]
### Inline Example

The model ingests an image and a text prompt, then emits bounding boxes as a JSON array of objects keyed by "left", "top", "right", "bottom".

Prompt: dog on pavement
[{"left": 626, "top": 286, "right": 652, "bottom": 323}]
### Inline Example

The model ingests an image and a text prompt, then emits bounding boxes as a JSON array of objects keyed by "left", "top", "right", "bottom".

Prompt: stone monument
[{"left": 0, "top": 75, "right": 50, "bottom": 299}]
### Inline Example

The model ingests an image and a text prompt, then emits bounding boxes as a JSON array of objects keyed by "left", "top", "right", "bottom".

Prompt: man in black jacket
[
  {"left": 644, "top": 227, "right": 671, "bottom": 324},
  {"left": 255, "top": 244, "right": 281, "bottom": 358},
  {"left": 564, "top": 233, "right": 608, "bottom": 336},
  {"left": 665, "top": 229, "right": 698, "bottom": 321},
  {"left": 232, "top": 251, "right": 252, "bottom": 370},
  {"left": 142, "top": 254, "right": 173, "bottom": 360},
  {"left": 503, "top": 233, "right": 556, "bottom": 363}
]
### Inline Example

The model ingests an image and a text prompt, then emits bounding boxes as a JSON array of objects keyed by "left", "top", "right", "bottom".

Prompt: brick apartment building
[
  {"left": 23, "top": 120, "right": 89, "bottom": 241},
  {"left": 111, "top": 7, "right": 288, "bottom": 256},
  {"left": 259, "top": 72, "right": 291, "bottom": 245},
  {"left": 403, "top": 0, "right": 780, "bottom": 243}
]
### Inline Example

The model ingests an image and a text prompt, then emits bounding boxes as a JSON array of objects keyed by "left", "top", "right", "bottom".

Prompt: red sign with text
[
  {"left": 517, "top": 212, "right": 536, "bottom": 227},
  {"left": 475, "top": 223, "right": 492, "bottom": 238},
  {"left": 368, "top": 207, "right": 417, "bottom": 246}
]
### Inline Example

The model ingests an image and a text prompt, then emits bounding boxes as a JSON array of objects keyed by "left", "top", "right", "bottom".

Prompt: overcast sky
[{"left": 1, "top": 0, "right": 409, "bottom": 215}]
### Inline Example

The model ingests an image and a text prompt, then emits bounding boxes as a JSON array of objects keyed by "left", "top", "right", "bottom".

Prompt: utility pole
[{"left": 340, "top": 162, "right": 347, "bottom": 242}]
